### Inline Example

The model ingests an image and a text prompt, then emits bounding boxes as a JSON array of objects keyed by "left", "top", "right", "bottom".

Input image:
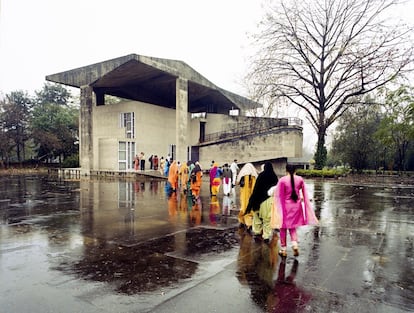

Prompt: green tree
[
  {"left": 35, "top": 82, "right": 71, "bottom": 106},
  {"left": 0, "top": 102, "right": 14, "bottom": 166},
  {"left": 375, "top": 86, "right": 414, "bottom": 171},
  {"left": 330, "top": 101, "right": 382, "bottom": 172},
  {"left": 0, "top": 91, "right": 33, "bottom": 163},
  {"left": 31, "top": 84, "right": 79, "bottom": 164},
  {"left": 247, "top": 0, "right": 413, "bottom": 169}
]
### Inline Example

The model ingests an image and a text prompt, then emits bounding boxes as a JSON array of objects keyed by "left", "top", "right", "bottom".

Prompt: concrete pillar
[
  {"left": 176, "top": 78, "right": 188, "bottom": 163},
  {"left": 80, "top": 85, "right": 94, "bottom": 175}
]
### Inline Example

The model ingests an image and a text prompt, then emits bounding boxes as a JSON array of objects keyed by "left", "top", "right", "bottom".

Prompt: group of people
[
  {"left": 161, "top": 156, "right": 318, "bottom": 258},
  {"left": 237, "top": 161, "right": 318, "bottom": 258},
  {"left": 165, "top": 158, "right": 240, "bottom": 206},
  {"left": 209, "top": 160, "right": 239, "bottom": 196},
  {"left": 134, "top": 153, "right": 159, "bottom": 171},
  {"left": 165, "top": 159, "right": 203, "bottom": 203}
]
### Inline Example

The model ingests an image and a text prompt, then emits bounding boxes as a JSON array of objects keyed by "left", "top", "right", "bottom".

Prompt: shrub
[
  {"left": 296, "top": 168, "right": 349, "bottom": 178},
  {"left": 62, "top": 154, "right": 79, "bottom": 168}
]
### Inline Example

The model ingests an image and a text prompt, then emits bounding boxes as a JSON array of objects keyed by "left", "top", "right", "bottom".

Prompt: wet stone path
[{"left": 0, "top": 174, "right": 413, "bottom": 313}]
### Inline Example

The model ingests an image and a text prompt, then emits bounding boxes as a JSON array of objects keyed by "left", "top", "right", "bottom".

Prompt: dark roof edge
[{"left": 45, "top": 53, "right": 261, "bottom": 109}]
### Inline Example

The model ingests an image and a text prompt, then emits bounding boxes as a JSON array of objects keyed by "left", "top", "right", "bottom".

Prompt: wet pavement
[{"left": 0, "top": 174, "right": 413, "bottom": 313}]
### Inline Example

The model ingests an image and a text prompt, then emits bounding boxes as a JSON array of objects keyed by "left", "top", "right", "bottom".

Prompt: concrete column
[
  {"left": 80, "top": 85, "right": 94, "bottom": 175},
  {"left": 176, "top": 78, "right": 188, "bottom": 163}
]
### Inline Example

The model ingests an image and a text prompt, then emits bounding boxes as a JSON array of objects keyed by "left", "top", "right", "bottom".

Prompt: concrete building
[{"left": 46, "top": 54, "right": 303, "bottom": 176}]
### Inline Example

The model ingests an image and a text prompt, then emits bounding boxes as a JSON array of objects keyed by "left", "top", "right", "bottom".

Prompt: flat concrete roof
[{"left": 46, "top": 53, "right": 260, "bottom": 114}]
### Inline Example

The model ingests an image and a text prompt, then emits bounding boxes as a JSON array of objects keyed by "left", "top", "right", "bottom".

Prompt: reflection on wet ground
[{"left": 0, "top": 174, "right": 413, "bottom": 313}]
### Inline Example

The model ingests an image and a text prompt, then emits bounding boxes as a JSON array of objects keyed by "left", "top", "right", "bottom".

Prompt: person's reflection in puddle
[
  {"left": 236, "top": 232, "right": 279, "bottom": 309},
  {"left": 222, "top": 195, "right": 232, "bottom": 216},
  {"left": 266, "top": 259, "right": 312, "bottom": 312},
  {"left": 167, "top": 191, "right": 178, "bottom": 223},
  {"left": 209, "top": 195, "right": 220, "bottom": 225},
  {"left": 150, "top": 180, "right": 159, "bottom": 194},
  {"left": 189, "top": 196, "right": 202, "bottom": 226},
  {"left": 236, "top": 232, "right": 312, "bottom": 312},
  {"left": 178, "top": 190, "right": 189, "bottom": 222},
  {"left": 134, "top": 181, "right": 140, "bottom": 193}
]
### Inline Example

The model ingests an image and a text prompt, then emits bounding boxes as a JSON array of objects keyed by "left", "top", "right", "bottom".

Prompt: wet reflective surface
[{"left": 0, "top": 175, "right": 413, "bottom": 313}]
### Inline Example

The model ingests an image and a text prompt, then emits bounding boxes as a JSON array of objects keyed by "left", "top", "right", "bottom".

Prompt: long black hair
[
  {"left": 286, "top": 164, "right": 298, "bottom": 201},
  {"left": 245, "top": 162, "right": 278, "bottom": 212}
]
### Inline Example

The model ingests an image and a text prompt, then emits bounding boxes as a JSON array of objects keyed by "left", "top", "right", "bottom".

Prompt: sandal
[
  {"left": 293, "top": 247, "right": 299, "bottom": 257},
  {"left": 278, "top": 249, "right": 287, "bottom": 257}
]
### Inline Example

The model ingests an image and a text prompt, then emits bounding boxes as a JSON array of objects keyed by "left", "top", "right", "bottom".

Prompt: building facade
[{"left": 46, "top": 54, "right": 303, "bottom": 176}]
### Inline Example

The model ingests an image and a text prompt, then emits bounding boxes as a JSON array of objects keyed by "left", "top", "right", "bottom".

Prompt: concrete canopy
[{"left": 46, "top": 53, "right": 259, "bottom": 114}]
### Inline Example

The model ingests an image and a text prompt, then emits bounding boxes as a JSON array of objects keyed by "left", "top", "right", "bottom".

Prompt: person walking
[
  {"left": 209, "top": 162, "right": 222, "bottom": 196},
  {"left": 134, "top": 154, "right": 139, "bottom": 171},
  {"left": 159, "top": 157, "right": 165, "bottom": 175},
  {"left": 179, "top": 161, "right": 189, "bottom": 193},
  {"left": 275, "top": 163, "right": 318, "bottom": 257},
  {"left": 190, "top": 162, "right": 203, "bottom": 202},
  {"left": 221, "top": 163, "right": 232, "bottom": 196},
  {"left": 167, "top": 160, "right": 179, "bottom": 193},
  {"left": 245, "top": 162, "right": 279, "bottom": 243},
  {"left": 230, "top": 159, "right": 239, "bottom": 189},
  {"left": 153, "top": 155, "right": 159, "bottom": 170},
  {"left": 164, "top": 158, "right": 170, "bottom": 177},
  {"left": 139, "top": 152, "right": 145, "bottom": 171},
  {"left": 236, "top": 163, "right": 258, "bottom": 232},
  {"left": 186, "top": 161, "right": 195, "bottom": 192}
]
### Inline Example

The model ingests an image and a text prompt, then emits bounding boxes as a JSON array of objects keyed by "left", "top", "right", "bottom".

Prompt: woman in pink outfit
[{"left": 275, "top": 164, "right": 318, "bottom": 257}]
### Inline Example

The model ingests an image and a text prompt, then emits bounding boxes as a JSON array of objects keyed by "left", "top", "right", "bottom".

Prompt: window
[
  {"left": 119, "top": 141, "right": 135, "bottom": 170},
  {"left": 120, "top": 112, "right": 135, "bottom": 138}
]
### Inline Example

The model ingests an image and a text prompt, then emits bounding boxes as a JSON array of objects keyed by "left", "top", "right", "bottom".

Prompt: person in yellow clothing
[
  {"left": 245, "top": 162, "right": 278, "bottom": 243},
  {"left": 178, "top": 161, "right": 189, "bottom": 193},
  {"left": 236, "top": 163, "right": 258, "bottom": 232},
  {"left": 209, "top": 162, "right": 223, "bottom": 196}
]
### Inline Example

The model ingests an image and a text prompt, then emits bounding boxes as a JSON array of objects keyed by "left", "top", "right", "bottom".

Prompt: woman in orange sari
[
  {"left": 190, "top": 162, "right": 203, "bottom": 201},
  {"left": 167, "top": 160, "right": 179, "bottom": 192}
]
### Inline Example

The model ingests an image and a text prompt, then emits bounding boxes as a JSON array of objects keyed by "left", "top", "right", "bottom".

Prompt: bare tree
[
  {"left": 247, "top": 0, "right": 413, "bottom": 169},
  {"left": 242, "top": 78, "right": 290, "bottom": 117}
]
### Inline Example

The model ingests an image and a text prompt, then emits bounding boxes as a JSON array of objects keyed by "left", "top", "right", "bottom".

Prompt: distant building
[{"left": 46, "top": 54, "right": 303, "bottom": 176}]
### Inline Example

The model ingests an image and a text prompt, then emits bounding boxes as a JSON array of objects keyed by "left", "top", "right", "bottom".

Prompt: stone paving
[{"left": 0, "top": 174, "right": 413, "bottom": 313}]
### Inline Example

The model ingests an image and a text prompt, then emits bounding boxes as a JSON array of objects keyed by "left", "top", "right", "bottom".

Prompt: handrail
[{"left": 201, "top": 117, "right": 302, "bottom": 143}]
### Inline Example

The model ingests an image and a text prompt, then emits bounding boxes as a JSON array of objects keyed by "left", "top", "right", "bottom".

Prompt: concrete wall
[
  {"left": 91, "top": 99, "right": 303, "bottom": 172},
  {"left": 93, "top": 100, "right": 180, "bottom": 170},
  {"left": 199, "top": 128, "right": 302, "bottom": 171}
]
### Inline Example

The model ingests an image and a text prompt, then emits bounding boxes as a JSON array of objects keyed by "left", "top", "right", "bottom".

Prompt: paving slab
[{"left": 0, "top": 175, "right": 413, "bottom": 313}]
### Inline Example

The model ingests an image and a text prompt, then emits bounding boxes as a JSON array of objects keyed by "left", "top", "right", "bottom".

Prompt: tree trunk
[{"left": 314, "top": 128, "right": 327, "bottom": 170}]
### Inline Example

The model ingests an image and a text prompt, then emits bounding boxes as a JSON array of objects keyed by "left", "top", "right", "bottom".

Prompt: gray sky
[
  {"left": 1, "top": 0, "right": 413, "bottom": 152},
  {"left": 0, "top": 0, "right": 264, "bottom": 96}
]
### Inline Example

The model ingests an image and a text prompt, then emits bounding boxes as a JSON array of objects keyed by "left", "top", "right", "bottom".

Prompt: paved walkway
[{"left": 0, "top": 176, "right": 413, "bottom": 313}]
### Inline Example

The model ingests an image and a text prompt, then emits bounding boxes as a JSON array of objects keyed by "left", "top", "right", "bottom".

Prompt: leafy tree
[
  {"left": 330, "top": 100, "right": 382, "bottom": 172},
  {"left": 0, "top": 91, "right": 33, "bottom": 163},
  {"left": 375, "top": 86, "right": 414, "bottom": 171},
  {"left": 35, "top": 82, "right": 71, "bottom": 106},
  {"left": 247, "top": 0, "right": 413, "bottom": 169},
  {"left": 31, "top": 84, "right": 79, "bottom": 164},
  {"left": 0, "top": 101, "right": 14, "bottom": 166}
]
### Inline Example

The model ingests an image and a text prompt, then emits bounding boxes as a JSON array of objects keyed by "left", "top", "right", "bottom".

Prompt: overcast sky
[
  {"left": 1, "top": 0, "right": 413, "bottom": 152},
  {"left": 0, "top": 0, "right": 264, "bottom": 96}
]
